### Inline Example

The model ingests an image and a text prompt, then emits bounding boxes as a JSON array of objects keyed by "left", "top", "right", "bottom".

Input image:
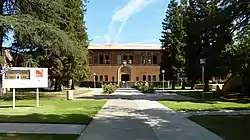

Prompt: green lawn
[
  {"left": 160, "top": 100, "right": 250, "bottom": 111},
  {"left": 0, "top": 99, "right": 106, "bottom": 124},
  {"left": 0, "top": 133, "right": 78, "bottom": 140},
  {"left": 0, "top": 88, "right": 92, "bottom": 100},
  {"left": 178, "top": 91, "right": 228, "bottom": 100},
  {"left": 189, "top": 115, "right": 250, "bottom": 140},
  {"left": 159, "top": 90, "right": 250, "bottom": 111}
]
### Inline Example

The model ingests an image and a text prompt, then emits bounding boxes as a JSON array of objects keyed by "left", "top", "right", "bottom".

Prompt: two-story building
[{"left": 86, "top": 44, "right": 163, "bottom": 87}]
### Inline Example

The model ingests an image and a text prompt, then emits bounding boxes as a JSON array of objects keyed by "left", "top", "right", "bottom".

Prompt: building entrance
[{"left": 121, "top": 74, "right": 130, "bottom": 81}]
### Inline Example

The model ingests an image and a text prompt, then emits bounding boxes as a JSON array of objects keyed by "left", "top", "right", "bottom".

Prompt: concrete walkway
[
  {"left": 0, "top": 123, "right": 86, "bottom": 134},
  {"left": 78, "top": 89, "right": 223, "bottom": 140}
]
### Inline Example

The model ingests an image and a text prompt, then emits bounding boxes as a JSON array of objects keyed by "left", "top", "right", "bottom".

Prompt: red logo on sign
[{"left": 36, "top": 70, "right": 43, "bottom": 77}]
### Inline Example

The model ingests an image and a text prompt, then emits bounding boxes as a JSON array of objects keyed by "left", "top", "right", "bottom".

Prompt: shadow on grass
[
  {"left": 0, "top": 113, "right": 92, "bottom": 125},
  {"left": 0, "top": 133, "right": 79, "bottom": 140},
  {"left": 0, "top": 105, "right": 34, "bottom": 108}
]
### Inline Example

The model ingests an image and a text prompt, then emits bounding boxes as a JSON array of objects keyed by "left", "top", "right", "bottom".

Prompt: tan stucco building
[{"left": 86, "top": 44, "right": 163, "bottom": 87}]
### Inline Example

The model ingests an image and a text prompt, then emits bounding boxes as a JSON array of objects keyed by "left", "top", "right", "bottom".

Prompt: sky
[
  {"left": 86, "top": 0, "right": 170, "bottom": 44},
  {"left": 3, "top": 0, "right": 170, "bottom": 47}
]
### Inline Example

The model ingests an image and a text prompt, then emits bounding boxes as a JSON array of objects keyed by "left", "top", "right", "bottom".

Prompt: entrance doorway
[{"left": 121, "top": 74, "right": 130, "bottom": 81}]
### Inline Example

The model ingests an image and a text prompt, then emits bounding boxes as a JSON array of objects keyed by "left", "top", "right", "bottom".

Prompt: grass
[
  {"left": 177, "top": 91, "right": 227, "bottom": 100},
  {"left": 0, "top": 99, "right": 106, "bottom": 124},
  {"left": 159, "top": 91, "right": 250, "bottom": 111},
  {"left": 189, "top": 115, "right": 250, "bottom": 140},
  {"left": 0, "top": 87, "right": 92, "bottom": 100},
  {"left": 159, "top": 100, "right": 250, "bottom": 111},
  {"left": 0, "top": 133, "right": 79, "bottom": 140}
]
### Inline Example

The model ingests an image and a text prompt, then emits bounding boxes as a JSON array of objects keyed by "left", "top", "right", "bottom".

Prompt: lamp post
[
  {"left": 162, "top": 70, "right": 165, "bottom": 91},
  {"left": 200, "top": 58, "right": 206, "bottom": 99},
  {"left": 93, "top": 73, "right": 96, "bottom": 88}
]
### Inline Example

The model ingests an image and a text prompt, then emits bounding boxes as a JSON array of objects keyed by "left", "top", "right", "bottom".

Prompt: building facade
[{"left": 87, "top": 44, "right": 163, "bottom": 87}]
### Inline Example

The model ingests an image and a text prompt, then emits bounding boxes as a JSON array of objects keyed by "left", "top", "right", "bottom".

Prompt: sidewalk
[
  {"left": 0, "top": 123, "right": 86, "bottom": 134},
  {"left": 78, "top": 89, "right": 223, "bottom": 140}
]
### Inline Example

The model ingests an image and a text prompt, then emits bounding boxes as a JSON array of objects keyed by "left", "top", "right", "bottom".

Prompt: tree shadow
[
  {"left": 0, "top": 105, "right": 34, "bottom": 108},
  {"left": 0, "top": 113, "right": 92, "bottom": 125},
  {"left": 80, "top": 104, "right": 223, "bottom": 140}
]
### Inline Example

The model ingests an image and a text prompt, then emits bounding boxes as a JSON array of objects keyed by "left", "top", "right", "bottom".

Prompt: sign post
[
  {"left": 36, "top": 88, "right": 39, "bottom": 107},
  {"left": 13, "top": 88, "right": 15, "bottom": 109},
  {"left": 200, "top": 59, "right": 206, "bottom": 99}
]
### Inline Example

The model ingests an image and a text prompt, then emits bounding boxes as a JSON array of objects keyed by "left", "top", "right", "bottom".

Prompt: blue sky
[
  {"left": 86, "top": 0, "right": 170, "bottom": 44},
  {"left": 3, "top": 0, "right": 170, "bottom": 47}
]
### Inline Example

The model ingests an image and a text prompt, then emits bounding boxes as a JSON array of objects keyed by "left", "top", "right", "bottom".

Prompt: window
[
  {"left": 100, "top": 75, "right": 103, "bottom": 81},
  {"left": 123, "top": 55, "right": 128, "bottom": 63},
  {"left": 129, "top": 55, "right": 133, "bottom": 64},
  {"left": 93, "top": 55, "right": 97, "bottom": 64},
  {"left": 141, "top": 56, "right": 146, "bottom": 64},
  {"left": 104, "top": 75, "right": 108, "bottom": 81},
  {"left": 94, "top": 75, "right": 98, "bottom": 81},
  {"left": 99, "top": 55, "right": 104, "bottom": 64},
  {"left": 105, "top": 55, "right": 110, "bottom": 64},
  {"left": 148, "top": 75, "right": 151, "bottom": 81},
  {"left": 143, "top": 75, "right": 146, "bottom": 81},
  {"left": 136, "top": 77, "right": 139, "bottom": 81},
  {"left": 112, "top": 76, "right": 115, "bottom": 81},
  {"left": 153, "top": 55, "right": 157, "bottom": 64},
  {"left": 153, "top": 75, "right": 156, "bottom": 81},
  {"left": 117, "top": 55, "right": 122, "bottom": 64}
]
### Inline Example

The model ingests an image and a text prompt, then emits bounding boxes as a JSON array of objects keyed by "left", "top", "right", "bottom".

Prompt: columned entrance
[{"left": 117, "top": 65, "right": 132, "bottom": 87}]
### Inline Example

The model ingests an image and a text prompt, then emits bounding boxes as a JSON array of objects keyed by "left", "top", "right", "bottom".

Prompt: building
[{"left": 86, "top": 44, "right": 163, "bottom": 87}]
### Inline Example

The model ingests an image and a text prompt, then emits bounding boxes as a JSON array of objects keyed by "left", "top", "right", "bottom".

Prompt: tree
[
  {"left": 160, "top": 0, "right": 185, "bottom": 89},
  {"left": 0, "top": 0, "right": 89, "bottom": 91},
  {"left": 183, "top": 0, "right": 233, "bottom": 91}
]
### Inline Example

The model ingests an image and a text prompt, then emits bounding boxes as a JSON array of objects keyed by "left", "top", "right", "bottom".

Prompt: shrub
[
  {"left": 195, "top": 84, "right": 213, "bottom": 90},
  {"left": 102, "top": 83, "right": 118, "bottom": 94},
  {"left": 132, "top": 82, "right": 155, "bottom": 93}
]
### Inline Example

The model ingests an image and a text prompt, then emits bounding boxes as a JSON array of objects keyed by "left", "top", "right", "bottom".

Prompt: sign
[
  {"left": 200, "top": 58, "right": 206, "bottom": 65},
  {"left": 2, "top": 67, "right": 48, "bottom": 88}
]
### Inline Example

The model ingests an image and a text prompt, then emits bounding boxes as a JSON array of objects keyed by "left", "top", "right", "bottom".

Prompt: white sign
[{"left": 2, "top": 67, "right": 48, "bottom": 88}]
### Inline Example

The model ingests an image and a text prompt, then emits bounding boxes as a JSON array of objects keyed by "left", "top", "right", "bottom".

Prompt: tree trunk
[
  {"left": 181, "top": 79, "right": 185, "bottom": 90},
  {"left": 242, "top": 75, "right": 250, "bottom": 95},
  {"left": 71, "top": 79, "right": 75, "bottom": 90},
  {"left": 190, "top": 79, "right": 195, "bottom": 90},
  {"left": 204, "top": 79, "right": 210, "bottom": 92},
  {"left": 171, "top": 80, "right": 175, "bottom": 90},
  {"left": 54, "top": 78, "right": 58, "bottom": 91}
]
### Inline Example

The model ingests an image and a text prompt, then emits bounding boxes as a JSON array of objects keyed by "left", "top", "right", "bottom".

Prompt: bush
[
  {"left": 195, "top": 84, "right": 213, "bottom": 90},
  {"left": 102, "top": 83, "right": 118, "bottom": 94},
  {"left": 132, "top": 82, "right": 155, "bottom": 93}
]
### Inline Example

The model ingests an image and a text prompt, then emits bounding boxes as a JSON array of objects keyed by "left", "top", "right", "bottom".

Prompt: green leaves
[{"left": 160, "top": 0, "right": 186, "bottom": 82}]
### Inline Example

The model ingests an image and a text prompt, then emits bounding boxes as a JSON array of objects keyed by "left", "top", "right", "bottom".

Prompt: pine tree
[
  {"left": 183, "top": 0, "right": 233, "bottom": 91},
  {"left": 160, "top": 0, "right": 185, "bottom": 89}
]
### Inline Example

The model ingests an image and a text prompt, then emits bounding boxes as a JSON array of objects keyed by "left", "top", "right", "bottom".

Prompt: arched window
[
  {"left": 100, "top": 75, "right": 103, "bottom": 81},
  {"left": 94, "top": 75, "right": 98, "bottom": 81},
  {"left": 112, "top": 76, "right": 115, "bottom": 81},
  {"left": 148, "top": 75, "right": 151, "bottom": 81},
  {"left": 136, "top": 77, "right": 139, "bottom": 81},
  {"left": 153, "top": 75, "right": 156, "bottom": 81},
  {"left": 104, "top": 75, "right": 108, "bottom": 81},
  {"left": 143, "top": 75, "right": 146, "bottom": 81}
]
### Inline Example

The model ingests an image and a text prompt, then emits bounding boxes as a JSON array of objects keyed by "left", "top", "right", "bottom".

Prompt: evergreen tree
[
  {"left": 160, "top": 0, "right": 185, "bottom": 89},
  {"left": 183, "top": 0, "right": 233, "bottom": 91}
]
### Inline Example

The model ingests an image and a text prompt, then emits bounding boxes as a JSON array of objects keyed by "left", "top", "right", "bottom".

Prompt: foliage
[
  {"left": 132, "top": 82, "right": 155, "bottom": 94},
  {"left": 102, "top": 83, "right": 118, "bottom": 94},
  {"left": 0, "top": 0, "right": 89, "bottom": 90},
  {"left": 160, "top": 0, "right": 185, "bottom": 89},
  {"left": 194, "top": 84, "right": 213, "bottom": 91}
]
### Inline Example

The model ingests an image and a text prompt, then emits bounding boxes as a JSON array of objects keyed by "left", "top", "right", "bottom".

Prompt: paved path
[
  {"left": 0, "top": 123, "right": 86, "bottom": 134},
  {"left": 78, "top": 89, "right": 223, "bottom": 140}
]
